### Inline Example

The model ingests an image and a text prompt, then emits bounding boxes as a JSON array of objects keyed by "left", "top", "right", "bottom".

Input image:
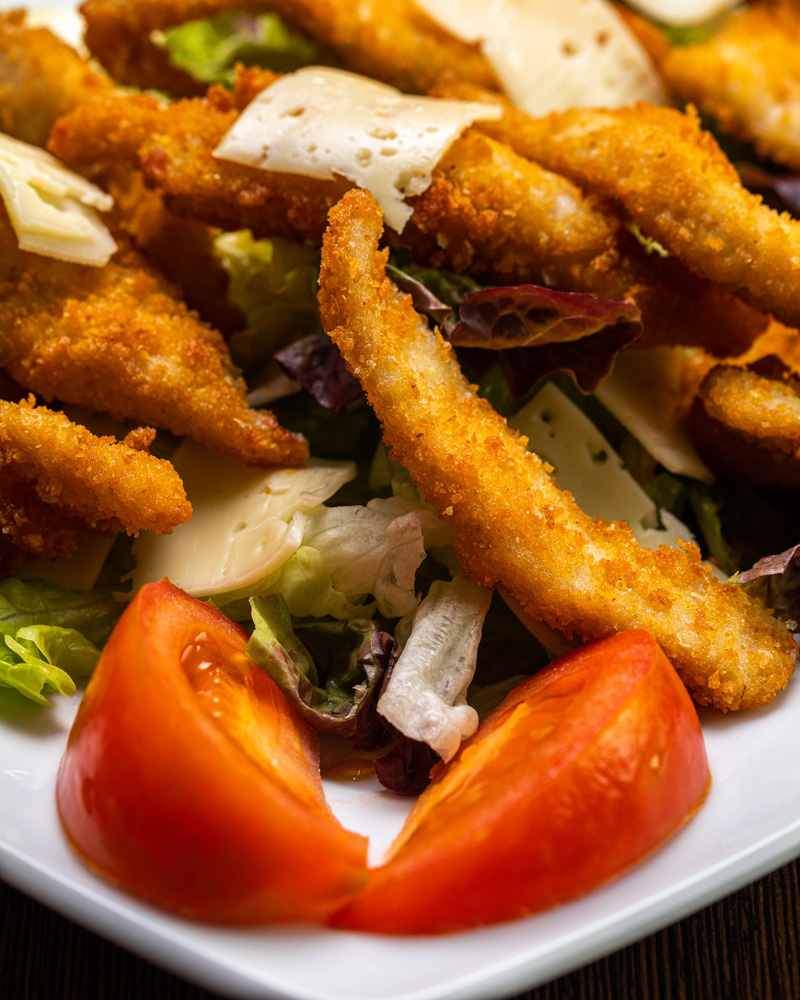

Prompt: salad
[{"left": 1, "top": 0, "right": 799, "bottom": 951}]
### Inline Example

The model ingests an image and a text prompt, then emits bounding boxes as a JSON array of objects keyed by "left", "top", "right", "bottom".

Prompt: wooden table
[{"left": 4, "top": 858, "right": 800, "bottom": 1000}]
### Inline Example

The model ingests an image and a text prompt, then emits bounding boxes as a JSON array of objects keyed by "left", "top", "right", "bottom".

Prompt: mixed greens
[{"left": 4, "top": 8, "right": 799, "bottom": 798}]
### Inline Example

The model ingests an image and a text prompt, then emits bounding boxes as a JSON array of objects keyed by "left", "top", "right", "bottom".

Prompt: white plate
[
  {"left": 3, "top": 671, "right": 800, "bottom": 1000},
  {"left": 3, "top": 2, "right": 800, "bottom": 997}
]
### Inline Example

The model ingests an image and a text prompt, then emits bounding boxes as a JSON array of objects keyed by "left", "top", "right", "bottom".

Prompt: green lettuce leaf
[
  {"left": 160, "top": 12, "right": 319, "bottom": 87},
  {"left": 0, "top": 578, "right": 122, "bottom": 646},
  {"left": 266, "top": 497, "right": 454, "bottom": 620},
  {"left": 0, "top": 625, "right": 101, "bottom": 706},
  {"left": 214, "top": 231, "right": 322, "bottom": 370},
  {"left": 247, "top": 594, "right": 394, "bottom": 746},
  {"left": 0, "top": 578, "right": 122, "bottom": 705}
]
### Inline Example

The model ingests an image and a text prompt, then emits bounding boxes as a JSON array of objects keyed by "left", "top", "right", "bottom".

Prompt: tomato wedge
[
  {"left": 331, "top": 629, "right": 710, "bottom": 933},
  {"left": 56, "top": 580, "right": 367, "bottom": 923}
]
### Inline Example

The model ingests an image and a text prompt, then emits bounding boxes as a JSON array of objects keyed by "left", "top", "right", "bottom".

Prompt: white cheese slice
[
  {"left": 411, "top": 0, "right": 506, "bottom": 42},
  {"left": 130, "top": 440, "right": 356, "bottom": 598},
  {"left": 24, "top": 5, "right": 87, "bottom": 51},
  {"left": 213, "top": 67, "right": 502, "bottom": 233},
  {"left": 16, "top": 534, "right": 116, "bottom": 592},
  {"left": 0, "top": 133, "right": 116, "bottom": 266},
  {"left": 412, "top": 0, "right": 666, "bottom": 114},
  {"left": 509, "top": 382, "right": 695, "bottom": 551},
  {"left": 594, "top": 347, "right": 714, "bottom": 483},
  {"left": 625, "top": 0, "right": 743, "bottom": 27}
]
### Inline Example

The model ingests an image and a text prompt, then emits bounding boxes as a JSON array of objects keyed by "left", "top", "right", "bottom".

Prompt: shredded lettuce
[
  {"left": 159, "top": 12, "right": 319, "bottom": 87},
  {"left": 0, "top": 578, "right": 120, "bottom": 705}
]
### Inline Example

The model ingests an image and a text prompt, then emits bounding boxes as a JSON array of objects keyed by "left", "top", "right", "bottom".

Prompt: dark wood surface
[{"left": 3, "top": 858, "right": 800, "bottom": 1000}]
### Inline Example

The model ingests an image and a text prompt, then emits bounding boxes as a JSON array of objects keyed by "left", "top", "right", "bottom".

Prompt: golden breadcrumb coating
[
  {"left": 0, "top": 13, "right": 241, "bottom": 334},
  {"left": 432, "top": 76, "right": 800, "bottom": 328},
  {"left": 690, "top": 365, "right": 800, "bottom": 493},
  {"left": 79, "top": 0, "right": 498, "bottom": 97},
  {"left": 318, "top": 189, "right": 797, "bottom": 711},
  {"left": 48, "top": 78, "right": 766, "bottom": 356},
  {"left": 0, "top": 206, "right": 307, "bottom": 468},
  {"left": 0, "top": 9, "right": 112, "bottom": 147},
  {"left": 660, "top": 2, "right": 800, "bottom": 172},
  {"left": 104, "top": 168, "right": 243, "bottom": 334},
  {"left": 0, "top": 396, "right": 191, "bottom": 571}
]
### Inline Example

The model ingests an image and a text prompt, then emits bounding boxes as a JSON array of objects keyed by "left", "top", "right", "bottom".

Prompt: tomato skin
[
  {"left": 56, "top": 580, "right": 367, "bottom": 923},
  {"left": 331, "top": 629, "right": 710, "bottom": 934}
]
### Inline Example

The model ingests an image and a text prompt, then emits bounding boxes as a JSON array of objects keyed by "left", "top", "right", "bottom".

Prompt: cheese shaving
[
  {"left": 0, "top": 133, "right": 116, "bottom": 266},
  {"left": 213, "top": 67, "right": 502, "bottom": 233},
  {"left": 412, "top": 0, "right": 666, "bottom": 114}
]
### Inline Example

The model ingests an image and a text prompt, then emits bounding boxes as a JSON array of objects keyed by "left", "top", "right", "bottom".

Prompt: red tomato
[
  {"left": 331, "top": 629, "right": 710, "bottom": 934},
  {"left": 56, "top": 580, "right": 367, "bottom": 923}
]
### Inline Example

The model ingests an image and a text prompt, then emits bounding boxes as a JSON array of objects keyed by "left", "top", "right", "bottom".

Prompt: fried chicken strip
[
  {"left": 318, "top": 189, "right": 796, "bottom": 711},
  {"left": 690, "top": 364, "right": 800, "bottom": 493},
  {"left": 658, "top": 2, "right": 800, "bottom": 172},
  {"left": 49, "top": 77, "right": 766, "bottom": 355},
  {"left": 0, "top": 14, "right": 241, "bottom": 333},
  {"left": 80, "top": 0, "right": 498, "bottom": 97},
  {"left": 432, "top": 76, "right": 800, "bottom": 328},
  {"left": 0, "top": 396, "right": 191, "bottom": 571},
  {"left": 0, "top": 10, "right": 112, "bottom": 147},
  {"left": 0, "top": 205, "right": 307, "bottom": 468}
]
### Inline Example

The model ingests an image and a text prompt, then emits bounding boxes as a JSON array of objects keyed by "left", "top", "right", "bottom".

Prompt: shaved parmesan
[
  {"left": 0, "top": 133, "right": 116, "bottom": 266},
  {"left": 625, "top": 0, "right": 743, "bottom": 27},
  {"left": 130, "top": 440, "right": 356, "bottom": 598},
  {"left": 16, "top": 534, "right": 116, "bottom": 592},
  {"left": 412, "top": 0, "right": 666, "bottom": 114},
  {"left": 594, "top": 347, "right": 714, "bottom": 483},
  {"left": 213, "top": 67, "right": 502, "bottom": 233},
  {"left": 510, "top": 382, "right": 696, "bottom": 551}
]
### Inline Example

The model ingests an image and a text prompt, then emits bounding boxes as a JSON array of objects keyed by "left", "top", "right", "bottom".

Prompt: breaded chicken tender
[
  {"left": 690, "top": 365, "right": 800, "bottom": 493},
  {"left": 0, "top": 396, "right": 191, "bottom": 571},
  {"left": 0, "top": 14, "right": 240, "bottom": 334},
  {"left": 0, "top": 10, "right": 112, "bottom": 147},
  {"left": 80, "top": 0, "right": 498, "bottom": 97},
  {"left": 104, "top": 168, "right": 243, "bottom": 334},
  {"left": 0, "top": 205, "right": 307, "bottom": 468},
  {"left": 433, "top": 77, "right": 800, "bottom": 328},
  {"left": 49, "top": 77, "right": 766, "bottom": 356},
  {"left": 318, "top": 189, "right": 797, "bottom": 711},
  {"left": 659, "top": 2, "right": 800, "bottom": 172}
]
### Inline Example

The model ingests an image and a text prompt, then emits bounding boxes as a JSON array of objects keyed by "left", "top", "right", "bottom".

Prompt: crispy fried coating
[
  {"left": 105, "top": 168, "right": 243, "bottom": 334},
  {"left": 48, "top": 79, "right": 766, "bottom": 355},
  {"left": 318, "top": 189, "right": 797, "bottom": 711},
  {"left": 80, "top": 0, "right": 497, "bottom": 97},
  {"left": 0, "top": 205, "right": 306, "bottom": 468},
  {"left": 659, "top": 3, "right": 800, "bottom": 172},
  {"left": 0, "top": 10, "right": 113, "bottom": 147},
  {"left": 0, "top": 12, "right": 241, "bottom": 333},
  {"left": 0, "top": 396, "right": 191, "bottom": 571},
  {"left": 690, "top": 364, "right": 800, "bottom": 493},
  {"left": 432, "top": 76, "right": 800, "bottom": 328}
]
